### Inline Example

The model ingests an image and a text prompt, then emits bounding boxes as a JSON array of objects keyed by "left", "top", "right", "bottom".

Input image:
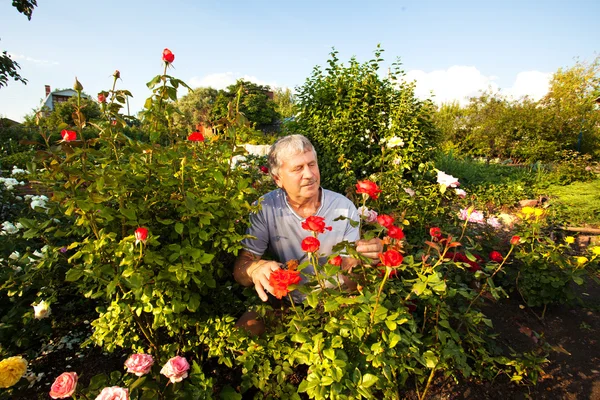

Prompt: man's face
[{"left": 273, "top": 150, "right": 320, "bottom": 201}]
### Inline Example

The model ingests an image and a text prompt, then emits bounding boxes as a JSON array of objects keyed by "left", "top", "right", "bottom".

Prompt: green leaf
[
  {"left": 291, "top": 332, "right": 311, "bottom": 343},
  {"left": 65, "top": 268, "right": 83, "bottom": 282},
  {"left": 175, "top": 222, "right": 184, "bottom": 235},
  {"left": 423, "top": 350, "right": 438, "bottom": 368},
  {"left": 120, "top": 208, "right": 137, "bottom": 221},
  {"left": 219, "top": 385, "right": 242, "bottom": 400},
  {"left": 361, "top": 373, "right": 378, "bottom": 388}
]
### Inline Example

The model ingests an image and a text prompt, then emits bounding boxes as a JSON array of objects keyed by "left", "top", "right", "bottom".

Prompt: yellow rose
[
  {"left": 592, "top": 246, "right": 600, "bottom": 256},
  {"left": 565, "top": 236, "right": 575, "bottom": 244},
  {"left": 576, "top": 256, "right": 588, "bottom": 265},
  {"left": 534, "top": 208, "right": 544, "bottom": 217},
  {"left": 521, "top": 206, "right": 535, "bottom": 215},
  {"left": 0, "top": 356, "right": 27, "bottom": 388}
]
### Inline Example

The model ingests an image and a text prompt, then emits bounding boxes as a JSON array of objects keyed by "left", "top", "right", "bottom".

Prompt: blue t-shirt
[{"left": 241, "top": 188, "right": 360, "bottom": 275}]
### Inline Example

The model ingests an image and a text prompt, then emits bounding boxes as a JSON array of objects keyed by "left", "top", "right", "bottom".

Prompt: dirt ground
[{"left": 409, "top": 282, "right": 600, "bottom": 400}]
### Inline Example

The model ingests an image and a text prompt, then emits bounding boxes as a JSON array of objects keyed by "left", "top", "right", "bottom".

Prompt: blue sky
[{"left": 1, "top": 0, "right": 598, "bottom": 122}]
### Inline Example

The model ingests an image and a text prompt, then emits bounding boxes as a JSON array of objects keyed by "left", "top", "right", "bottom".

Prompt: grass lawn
[{"left": 540, "top": 178, "right": 600, "bottom": 227}]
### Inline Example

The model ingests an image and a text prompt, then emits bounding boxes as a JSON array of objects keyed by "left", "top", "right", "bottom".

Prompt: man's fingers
[{"left": 255, "top": 282, "right": 269, "bottom": 302}]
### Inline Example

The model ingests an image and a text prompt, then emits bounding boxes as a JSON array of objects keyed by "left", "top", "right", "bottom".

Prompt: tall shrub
[{"left": 294, "top": 46, "right": 439, "bottom": 196}]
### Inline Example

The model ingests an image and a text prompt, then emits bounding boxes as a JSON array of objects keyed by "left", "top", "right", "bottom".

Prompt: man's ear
[{"left": 272, "top": 174, "right": 282, "bottom": 188}]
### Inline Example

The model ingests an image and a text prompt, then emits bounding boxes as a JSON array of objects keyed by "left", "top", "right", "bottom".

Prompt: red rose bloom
[
  {"left": 356, "top": 180, "right": 381, "bottom": 200},
  {"left": 135, "top": 227, "right": 148, "bottom": 244},
  {"left": 510, "top": 235, "right": 520, "bottom": 246},
  {"left": 301, "top": 236, "right": 320, "bottom": 253},
  {"left": 444, "top": 252, "right": 482, "bottom": 272},
  {"left": 301, "top": 216, "right": 332, "bottom": 234},
  {"left": 429, "top": 227, "right": 442, "bottom": 238},
  {"left": 188, "top": 131, "right": 204, "bottom": 141},
  {"left": 98, "top": 93, "right": 106, "bottom": 103},
  {"left": 489, "top": 250, "right": 503, "bottom": 263},
  {"left": 162, "top": 48, "right": 175, "bottom": 64},
  {"left": 387, "top": 225, "right": 405, "bottom": 240},
  {"left": 259, "top": 165, "right": 269, "bottom": 174},
  {"left": 269, "top": 269, "right": 301, "bottom": 299},
  {"left": 377, "top": 214, "right": 395, "bottom": 229},
  {"left": 379, "top": 249, "right": 403, "bottom": 268},
  {"left": 329, "top": 255, "right": 342, "bottom": 266},
  {"left": 406, "top": 300, "right": 417, "bottom": 313},
  {"left": 60, "top": 130, "right": 77, "bottom": 142}
]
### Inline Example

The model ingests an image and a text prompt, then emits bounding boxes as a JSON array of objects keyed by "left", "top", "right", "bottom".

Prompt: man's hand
[
  {"left": 233, "top": 250, "right": 283, "bottom": 302},
  {"left": 356, "top": 237, "right": 383, "bottom": 264},
  {"left": 248, "top": 261, "right": 282, "bottom": 302}
]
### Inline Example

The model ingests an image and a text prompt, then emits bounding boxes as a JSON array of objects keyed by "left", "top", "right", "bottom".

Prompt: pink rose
[
  {"left": 49, "top": 372, "right": 78, "bottom": 399},
  {"left": 95, "top": 386, "right": 129, "bottom": 400},
  {"left": 160, "top": 356, "right": 190, "bottom": 383},
  {"left": 124, "top": 353, "right": 154, "bottom": 376}
]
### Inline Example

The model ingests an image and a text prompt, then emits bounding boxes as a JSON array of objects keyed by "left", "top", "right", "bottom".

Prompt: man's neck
[{"left": 285, "top": 188, "right": 321, "bottom": 219}]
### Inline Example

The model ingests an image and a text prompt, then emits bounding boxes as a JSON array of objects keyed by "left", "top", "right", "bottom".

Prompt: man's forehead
[{"left": 281, "top": 150, "right": 316, "bottom": 167}]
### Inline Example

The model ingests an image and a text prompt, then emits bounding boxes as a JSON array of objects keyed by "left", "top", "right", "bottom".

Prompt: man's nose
[{"left": 303, "top": 165, "right": 314, "bottom": 178}]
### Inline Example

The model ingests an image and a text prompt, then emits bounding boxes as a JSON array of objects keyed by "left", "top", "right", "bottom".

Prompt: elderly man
[{"left": 233, "top": 134, "right": 382, "bottom": 333}]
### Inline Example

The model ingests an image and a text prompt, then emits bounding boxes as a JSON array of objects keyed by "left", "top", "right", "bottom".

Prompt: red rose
[
  {"left": 301, "top": 236, "right": 320, "bottom": 253},
  {"left": 429, "top": 227, "right": 442, "bottom": 238},
  {"left": 406, "top": 300, "right": 417, "bottom": 313},
  {"left": 329, "top": 255, "right": 342, "bottom": 266},
  {"left": 135, "top": 227, "right": 148, "bottom": 244},
  {"left": 269, "top": 269, "right": 301, "bottom": 299},
  {"left": 60, "top": 130, "right": 77, "bottom": 142},
  {"left": 510, "top": 235, "right": 520, "bottom": 246},
  {"left": 98, "top": 93, "right": 106, "bottom": 103},
  {"left": 162, "top": 48, "right": 175, "bottom": 64},
  {"left": 259, "top": 166, "right": 269, "bottom": 174},
  {"left": 387, "top": 225, "right": 405, "bottom": 240},
  {"left": 188, "top": 131, "right": 204, "bottom": 141},
  {"left": 377, "top": 214, "right": 395, "bottom": 229},
  {"left": 379, "top": 249, "right": 403, "bottom": 268},
  {"left": 356, "top": 180, "right": 381, "bottom": 200},
  {"left": 301, "top": 216, "right": 332, "bottom": 234},
  {"left": 489, "top": 250, "right": 503, "bottom": 263}
]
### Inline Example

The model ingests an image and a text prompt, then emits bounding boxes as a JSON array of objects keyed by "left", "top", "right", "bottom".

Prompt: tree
[
  {"left": 539, "top": 56, "right": 600, "bottom": 157},
  {"left": 272, "top": 87, "right": 295, "bottom": 119},
  {"left": 1, "top": 1, "right": 38, "bottom": 89},
  {"left": 210, "top": 80, "right": 280, "bottom": 128},
  {"left": 173, "top": 87, "right": 219, "bottom": 130}
]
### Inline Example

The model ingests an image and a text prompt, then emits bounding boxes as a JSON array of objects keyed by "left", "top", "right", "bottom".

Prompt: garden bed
[{"left": 11, "top": 281, "right": 600, "bottom": 399}]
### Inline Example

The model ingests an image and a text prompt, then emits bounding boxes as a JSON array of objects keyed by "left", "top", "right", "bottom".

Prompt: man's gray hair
[{"left": 267, "top": 134, "right": 317, "bottom": 177}]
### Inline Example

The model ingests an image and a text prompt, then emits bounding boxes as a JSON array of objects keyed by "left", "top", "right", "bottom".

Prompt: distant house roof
[
  {"left": 0, "top": 117, "right": 21, "bottom": 128},
  {"left": 41, "top": 89, "right": 92, "bottom": 112}
]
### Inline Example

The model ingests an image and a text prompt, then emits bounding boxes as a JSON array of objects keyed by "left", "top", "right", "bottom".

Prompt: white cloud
[
  {"left": 8, "top": 53, "right": 59, "bottom": 66},
  {"left": 188, "top": 72, "right": 278, "bottom": 90},
  {"left": 404, "top": 66, "right": 551, "bottom": 105},
  {"left": 504, "top": 71, "right": 551, "bottom": 101}
]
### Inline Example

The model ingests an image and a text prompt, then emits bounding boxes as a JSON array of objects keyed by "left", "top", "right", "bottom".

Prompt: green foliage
[
  {"left": 435, "top": 56, "right": 600, "bottom": 162},
  {"left": 272, "top": 87, "right": 296, "bottom": 119},
  {"left": 173, "top": 87, "right": 219, "bottom": 131},
  {"left": 211, "top": 80, "right": 280, "bottom": 129},
  {"left": 434, "top": 151, "right": 541, "bottom": 208},
  {"left": 510, "top": 208, "right": 599, "bottom": 307},
  {"left": 295, "top": 46, "right": 439, "bottom": 195}
]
